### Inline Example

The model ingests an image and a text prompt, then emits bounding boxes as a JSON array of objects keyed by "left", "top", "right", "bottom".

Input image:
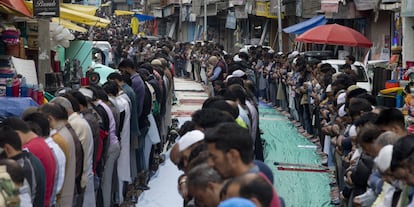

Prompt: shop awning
[
  {"left": 61, "top": 3, "right": 97, "bottom": 16},
  {"left": 134, "top": 13, "right": 155, "bottom": 22},
  {"left": 0, "top": 0, "right": 32, "bottom": 17},
  {"left": 51, "top": 18, "right": 88, "bottom": 33},
  {"left": 283, "top": 15, "right": 327, "bottom": 35},
  {"left": 60, "top": 7, "right": 110, "bottom": 28},
  {"left": 115, "top": 10, "right": 135, "bottom": 16},
  {"left": 25, "top": 2, "right": 110, "bottom": 28}
]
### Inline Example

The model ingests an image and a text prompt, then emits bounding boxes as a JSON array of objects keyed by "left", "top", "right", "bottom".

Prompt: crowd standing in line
[
  {"left": 0, "top": 33, "right": 413, "bottom": 207},
  {"left": 168, "top": 43, "right": 414, "bottom": 207}
]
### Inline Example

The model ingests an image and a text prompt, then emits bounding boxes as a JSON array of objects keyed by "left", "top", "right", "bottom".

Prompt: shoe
[
  {"left": 259, "top": 129, "right": 264, "bottom": 135},
  {"left": 310, "top": 137, "right": 319, "bottom": 142},
  {"left": 316, "top": 151, "right": 327, "bottom": 156},
  {"left": 320, "top": 157, "right": 328, "bottom": 165},
  {"left": 330, "top": 198, "right": 341, "bottom": 205},
  {"left": 137, "top": 185, "right": 150, "bottom": 191}
]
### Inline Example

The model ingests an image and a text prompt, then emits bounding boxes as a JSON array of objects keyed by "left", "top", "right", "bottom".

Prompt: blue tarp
[
  {"left": 283, "top": 15, "right": 327, "bottom": 35},
  {"left": 0, "top": 97, "right": 38, "bottom": 118},
  {"left": 134, "top": 13, "right": 156, "bottom": 22}
]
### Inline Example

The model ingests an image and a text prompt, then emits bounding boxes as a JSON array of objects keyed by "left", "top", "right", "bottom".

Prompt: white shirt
[
  {"left": 45, "top": 137, "right": 66, "bottom": 194},
  {"left": 19, "top": 183, "right": 33, "bottom": 207},
  {"left": 116, "top": 94, "right": 132, "bottom": 182}
]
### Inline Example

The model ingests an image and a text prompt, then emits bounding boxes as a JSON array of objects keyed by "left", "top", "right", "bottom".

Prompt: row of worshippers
[
  {"left": 166, "top": 68, "right": 284, "bottom": 206},
  {"left": 0, "top": 56, "right": 174, "bottom": 206}
]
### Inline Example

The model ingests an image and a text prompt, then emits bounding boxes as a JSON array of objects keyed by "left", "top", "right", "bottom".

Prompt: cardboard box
[
  {"left": 26, "top": 21, "right": 38, "bottom": 36},
  {"left": 27, "top": 35, "right": 38, "bottom": 48}
]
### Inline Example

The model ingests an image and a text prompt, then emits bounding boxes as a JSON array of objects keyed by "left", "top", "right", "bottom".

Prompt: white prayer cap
[
  {"left": 337, "top": 92, "right": 346, "bottom": 105},
  {"left": 233, "top": 54, "right": 242, "bottom": 62},
  {"left": 178, "top": 130, "right": 205, "bottom": 152},
  {"left": 326, "top": 84, "right": 332, "bottom": 93},
  {"left": 374, "top": 145, "right": 393, "bottom": 173}
]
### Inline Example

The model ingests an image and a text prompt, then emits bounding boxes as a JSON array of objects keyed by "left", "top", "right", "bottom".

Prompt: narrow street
[
  {"left": 138, "top": 78, "right": 331, "bottom": 207},
  {"left": 137, "top": 78, "right": 207, "bottom": 207}
]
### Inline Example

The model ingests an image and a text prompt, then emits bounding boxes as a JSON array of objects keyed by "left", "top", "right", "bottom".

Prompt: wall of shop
[
  {"left": 368, "top": 10, "right": 392, "bottom": 60},
  {"left": 402, "top": 17, "right": 414, "bottom": 67},
  {"left": 65, "top": 41, "right": 93, "bottom": 75}
]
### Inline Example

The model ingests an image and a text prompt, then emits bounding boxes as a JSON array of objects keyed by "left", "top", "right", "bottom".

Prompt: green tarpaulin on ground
[{"left": 260, "top": 107, "right": 331, "bottom": 206}]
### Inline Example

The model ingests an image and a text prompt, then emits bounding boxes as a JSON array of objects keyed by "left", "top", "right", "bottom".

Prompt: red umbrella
[{"left": 295, "top": 24, "right": 372, "bottom": 48}]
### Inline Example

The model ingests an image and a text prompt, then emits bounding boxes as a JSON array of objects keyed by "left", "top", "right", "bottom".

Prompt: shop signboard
[
  {"left": 163, "top": 5, "right": 175, "bottom": 17},
  {"left": 33, "top": 0, "right": 60, "bottom": 17},
  {"left": 321, "top": 0, "right": 339, "bottom": 13},
  {"left": 353, "top": 0, "right": 375, "bottom": 11},
  {"left": 230, "top": 0, "right": 245, "bottom": 6},
  {"left": 225, "top": 11, "right": 236, "bottom": 29},
  {"left": 153, "top": 8, "right": 163, "bottom": 18},
  {"left": 255, "top": 2, "right": 267, "bottom": 17},
  {"left": 235, "top": 5, "right": 248, "bottom": 19},
  {"left": 255, "top": 2, "right": 280, "bottom": 18}
]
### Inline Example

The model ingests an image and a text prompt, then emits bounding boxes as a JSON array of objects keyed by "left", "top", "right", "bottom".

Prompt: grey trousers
[{"left": 102, "top": 142, "right": 121, "bottom": 207}]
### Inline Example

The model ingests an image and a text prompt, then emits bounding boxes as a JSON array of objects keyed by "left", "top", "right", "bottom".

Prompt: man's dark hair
[
  {"left": 38, "top": 103, "right": 68, "bottom": 121},
  {"left": 178, "top": 121, "right": 196, "bottom": 136},
  {"left": 70, "top": 91, "right": 88, "bottom": 108},
  {"left": 238, "top": 52, "right": 249, "bottom": 61},
  {"left": 342, "top": 63, "right": 352, "bottom": 70},
  {"left": 233, "top": 174, "right": 273, "bottom": 207},
  {"left": 226, "top": 77, "right": 244, "bottom": 88},
  {"left": 391, "top": 135, "right": 414, "bottom": 171},
  {"left": 354, "top": 112, "right": 378, "bottom": 128},
  {"left": 375, "top": 108, "right": 405, "bottom": 130},
  {"left": 214, "top": 80, "right": 225, "bottom": 88},
  {"left": 90, "top": 85, "right": 109, "bottom": 102},
  {"left": 202, "top": 99, "right": 239, "bottom": 119},
  {"left": 139, "top": 63, "right": 154, "bottom": 74},
  {"left": 204, "top": 122, "right": 253, "bottom": 164},
  {"left": 224, "top": 84, "right": 247, "bottom": 104},
  {"left": 118, "top": 59, "right": 135, "bottom": 69},
  {"left": 0, "top": 126, "right": 22, "bottom": 150},
  {"left": 319, "top": 63, "right": 334, "bottom": 73},
  {"left": 103, "top": 80, "right": 120, "bottom": 97},
  {"left": 202, "top": 96, "right": 225, "bottom": 109},
  {"left": 347, "top": 55, "right": 356, "bottom": 63},
  {"left": 107, "top": 72, "right": 123, "bottom": 82},
  {"left": 2, "top": 117, "right": 31, "bottom": 133},
  {"left": 62, "top": 93, "right": 81, "bottom": 112},
  {"left": 356, "top": 93, "right": 377, "bottom": 106},
  {"left": 356, "top": 123, "right": 382, "bottom": 144},
  {"left": 191, "top": 108, "right": 235, "bottom": 129},
  {"left": 22, "top": 112, "right": 50, "bottom": 137},
  {"left": 348, "top": 98, "right": 372, "bottom": 119}
]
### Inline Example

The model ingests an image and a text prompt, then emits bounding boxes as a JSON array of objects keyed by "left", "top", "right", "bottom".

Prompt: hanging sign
[
  {"left": 33, "top": 0, "right": 60, "bottom": 17},
  {"left": 225, "top": 12, "right": 236, "bottom": 29}
]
